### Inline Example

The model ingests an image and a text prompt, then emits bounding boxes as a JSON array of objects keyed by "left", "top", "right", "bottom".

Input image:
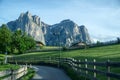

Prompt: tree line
[{"left": 0, "top": 24, "right": 36, "bottom": 54}]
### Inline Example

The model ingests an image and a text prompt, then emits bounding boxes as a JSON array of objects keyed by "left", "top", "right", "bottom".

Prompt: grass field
[{"left": 16, "top": 44, "right": 120, "bottom": 61}]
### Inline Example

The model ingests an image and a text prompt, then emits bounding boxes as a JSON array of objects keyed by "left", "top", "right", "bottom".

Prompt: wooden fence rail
[
  {"left": 8, "top": 57, "right": 120, "bottom": 80},
  {"left": 62, "top": 58, "right": 120, "bottom": 80},
  {"left": 0, "top": 65, "right": 27, "bottom": 80}
]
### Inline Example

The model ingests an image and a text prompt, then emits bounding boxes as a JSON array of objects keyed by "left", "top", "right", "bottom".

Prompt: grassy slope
[
  {"left": 17, "top": 44, "right": 120, "bottom": 61},
  {"left": 62, "top": 44, "right": 120, "bottom": 61}
]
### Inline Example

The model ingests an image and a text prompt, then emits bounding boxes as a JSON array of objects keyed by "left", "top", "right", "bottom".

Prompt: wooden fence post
[
  {"left": 75, "top": 59, "right": 77, "bottom": 71},
  {"left": 11, "top": 68, "right": 14, "bottom": 80},
  {"left": 49, "top": 57, "right": 51, "bottom": 63},
  {"left": 15, "top": 61, "right": 17, "bottom": 65},
  {"left": 93, "top": 59, "right": 96, "bottom": 78},
  {"left": 79, "top": 60, "right": 81, "bottom": 73},
  {"left": 85, "top": 59, "right": 88, "bottom": 75},
  {"left": 72, "top": 58, "right": 75, "bottom": 70},
  {"left": 107, "top": 59, "right": 110, "bottom": 80}
]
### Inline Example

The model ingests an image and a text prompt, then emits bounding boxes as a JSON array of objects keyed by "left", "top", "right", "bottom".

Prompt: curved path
[{"left": 32, "top": 66, "right": 71, "bottom": 80}]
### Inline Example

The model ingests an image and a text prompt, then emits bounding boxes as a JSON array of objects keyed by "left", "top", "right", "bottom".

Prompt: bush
[
  {"left": 62, "top": 46, "right": 68, "bottom": 51},
  {"left": 40, "top": 45, "right": 44, "bottom": 49}
]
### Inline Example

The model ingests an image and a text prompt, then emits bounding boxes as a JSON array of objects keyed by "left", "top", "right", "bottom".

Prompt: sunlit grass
[
  {"left": 0, "top": 64, "right": 20, "bottom": 71},
  {"left": 16, "top": 44, "right": 120, "bottom": 62}
]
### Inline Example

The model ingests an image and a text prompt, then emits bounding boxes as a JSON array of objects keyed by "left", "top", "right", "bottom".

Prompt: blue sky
[{"left": 0, "top": 0, "right": 120, "bottom": 42}]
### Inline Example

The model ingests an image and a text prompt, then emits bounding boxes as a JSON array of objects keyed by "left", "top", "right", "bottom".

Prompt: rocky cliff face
[
  {"left": 7, "top": 11, "right": 91, "bottom": 46},
  {"left": 7, "top": 11, "right": 45, "bottom": 44},
  {"left": 42, "top": 19, "right": 91, "bottom": 46}
]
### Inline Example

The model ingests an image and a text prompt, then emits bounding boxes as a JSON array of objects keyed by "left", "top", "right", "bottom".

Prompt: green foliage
[
  {"left": 96, "top": 40, "right": 103, "bottom": 46},
  {"left": 11, "top": 30, "right": 36, "bottom": 54},
  {"left": 0, "top": 64, "right": 20, "bottom": 71},
  {"left": 0, "top": 24, "right": 36, "bottom": 54},
  {"left": 0, "top": 24, "right": 12, "bottom": 54},
  {"left": 40, "top": 45, "right": 44, "bottom": 49},
  {"left": 117, "top": 37, "right": 120, "bottom": 44},
  {"left": 62, "top": 46, "right": 68, "bottom": 51}
]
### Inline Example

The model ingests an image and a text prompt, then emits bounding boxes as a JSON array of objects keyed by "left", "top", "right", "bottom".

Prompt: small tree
[
  {"left": 117, "top": 37, "right": 120, "bottom": 44},
  {"left": 96, "top": 41, "right": 103, "bottom": 46}
]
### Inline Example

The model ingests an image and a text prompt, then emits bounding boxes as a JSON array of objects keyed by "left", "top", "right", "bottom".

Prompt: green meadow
[{"left": 16, "top": 44, "right": 120, "bottom": 62}]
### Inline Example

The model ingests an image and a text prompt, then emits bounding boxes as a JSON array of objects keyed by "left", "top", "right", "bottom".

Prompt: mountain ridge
[{"left": 7, "top": 11, "right": 91, "bottom": 47}]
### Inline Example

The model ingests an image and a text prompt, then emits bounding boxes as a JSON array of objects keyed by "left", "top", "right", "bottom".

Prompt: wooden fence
[
  {"left": 61, "top": 58, "right": 120, "bottom": 80},
  {"left": 8, "top": 57, "right": 120, "bottom": 80},
  {"left": 0, "top": 65, "right": 27, "bottom": 80}
]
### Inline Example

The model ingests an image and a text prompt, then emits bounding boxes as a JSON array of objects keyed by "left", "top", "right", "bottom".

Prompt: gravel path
[{"left": 32, "top": 66, "right": 71, "bottom": 80}]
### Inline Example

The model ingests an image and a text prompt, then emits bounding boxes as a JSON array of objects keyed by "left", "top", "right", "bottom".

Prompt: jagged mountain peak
[
  {"left": 80, "top": 25, "right": 86, "bottom": 28},
  {"left": 7, "top": 11, "right": 45, "bottom": 44},
  {"left": 18, "top": 11, "right": 41, "bottom": 25},
  {"left": 19, "top": 11, "right": 32, "bottom": 18},
  {"left": 60, "top": 19, "right": 74, "bottom": 23},
  {"left": 24, "top": 11, "right": 32, "bottom": 17},
  {"left": 26, "top": 11, "right": 30, "bottom": 14},
  {"left": 51, "top": 19, "right": 77, "bottom": 29}
]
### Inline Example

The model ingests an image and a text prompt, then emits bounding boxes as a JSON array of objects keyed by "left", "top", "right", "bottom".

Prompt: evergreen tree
[{"left": 117, "top": 37, "right": 120, "bottom": 44}]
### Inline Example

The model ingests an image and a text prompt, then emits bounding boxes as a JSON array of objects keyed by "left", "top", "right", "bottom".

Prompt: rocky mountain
[
  {"left": 42, "top": 19, "right": 91, "bottom": 46},
  {"left": 7, "top": 11, "right": 91, "bottom": 47},
  {"left": 7, "top": 11, "right": 45, "bottom": 44}
]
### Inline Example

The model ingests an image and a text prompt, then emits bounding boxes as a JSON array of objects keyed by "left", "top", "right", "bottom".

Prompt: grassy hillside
[{"left": 16, "top": 44, "right": 120, "bottom": 61}]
